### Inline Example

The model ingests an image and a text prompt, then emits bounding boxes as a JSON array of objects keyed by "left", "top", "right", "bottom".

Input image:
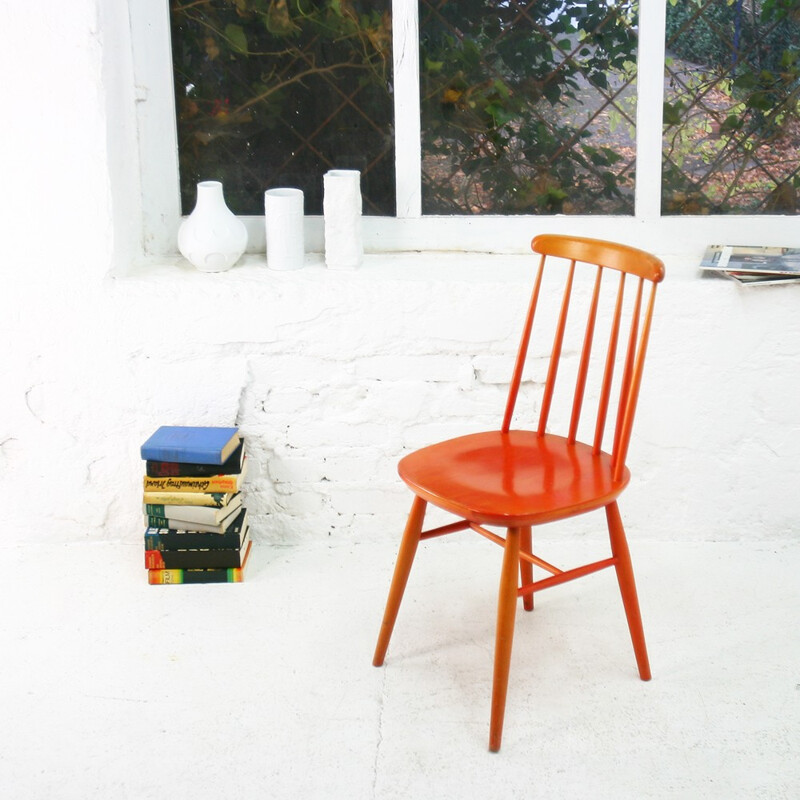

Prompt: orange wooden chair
[{"left": 372, "top": 234, "right": 665, "bottom": 751}]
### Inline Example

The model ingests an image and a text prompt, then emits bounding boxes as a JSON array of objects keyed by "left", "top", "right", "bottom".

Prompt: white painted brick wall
[{"left": 4, "top": 252, "right": 800, "bottom": 545}]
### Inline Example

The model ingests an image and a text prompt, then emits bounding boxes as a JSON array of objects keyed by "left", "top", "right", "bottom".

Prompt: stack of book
[
  {"left": 140, "top": 426, "right": 252, "bottom": 584},
  {"left": 700, "top": 245, "right": 800, "bottom": 285}
]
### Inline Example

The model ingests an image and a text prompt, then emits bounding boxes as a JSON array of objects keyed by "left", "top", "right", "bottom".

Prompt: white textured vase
[
  {"left": 265, "top": 187, "right": 305, "bottom": 271},
  {"left": 323, "top": 169, "right": 363, "bottom": 269},
  {"left": 178, "top": 181, "right": 247, "bottom": 272}
]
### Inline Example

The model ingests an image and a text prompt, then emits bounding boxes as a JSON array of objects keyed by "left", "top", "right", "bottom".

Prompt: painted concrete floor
[{"left": 0, "top": 536, "right": 798, "bottom": 799}]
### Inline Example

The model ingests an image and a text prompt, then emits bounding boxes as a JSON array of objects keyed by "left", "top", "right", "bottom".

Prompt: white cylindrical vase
[
  {"left": 264, "top": 187, "right": 305, "bottom": 271},
  {"left": 323, "top": 169, "right": 363, "bottom": 269},
  {"left": 178, "top": 181, "right": 247, "bottom": 272}
]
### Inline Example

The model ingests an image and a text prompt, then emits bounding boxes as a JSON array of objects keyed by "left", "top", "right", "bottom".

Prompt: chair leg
[
  {"left": 519, "top": 526, "right": 534, "bottom": 612},
  {"left": 373, "top": 495, "right": 428, "bottom": 667},
  {"left": 489, "top": 527, "right": 521, "bottom": 752},
  {"left": 605, "top": 502, "right": 651, "bottom": 681}
]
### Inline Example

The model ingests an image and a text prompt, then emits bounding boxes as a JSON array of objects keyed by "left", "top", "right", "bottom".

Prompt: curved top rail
[{"left": 532, "top": 234, "right": 666, "bottom": 283}]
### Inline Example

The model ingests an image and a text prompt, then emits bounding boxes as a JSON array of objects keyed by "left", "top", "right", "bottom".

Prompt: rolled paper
[
  {"left": 265, "top": 187, "right": 305, "bottom": 270},
  {"left": 323, "top": 169, "right": 363, "bottom": 269}
]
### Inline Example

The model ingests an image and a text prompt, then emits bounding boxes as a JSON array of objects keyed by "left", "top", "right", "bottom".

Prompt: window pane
[
  {"left": 663, "top": 0, "right": 800, "bottom": 215},
  {"left": 170, "top": 0, "right": 394, "bottom": 216},
  {"left": 419, "top": 0, "right": 638, "bottom": 215}
]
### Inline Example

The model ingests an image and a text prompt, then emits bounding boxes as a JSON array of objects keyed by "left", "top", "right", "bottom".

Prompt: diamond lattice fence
[
  {"left": 419, "top": 0, "right": 639, "bottom": 215},
  {"left": 663, "top": 0, "right": 800, "bottom": 214}
]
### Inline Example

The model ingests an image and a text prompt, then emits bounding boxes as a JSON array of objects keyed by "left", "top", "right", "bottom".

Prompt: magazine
[{"left": 700, "top": 245, "right": 800, "bottom": 285}]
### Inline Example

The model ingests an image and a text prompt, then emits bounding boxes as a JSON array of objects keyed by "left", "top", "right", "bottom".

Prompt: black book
[
  {"left": 145, "top": 530, "right": 250, "bottom": 570},
  {"left": 144, "top": 509, "right": 248, "bottom": 551}
]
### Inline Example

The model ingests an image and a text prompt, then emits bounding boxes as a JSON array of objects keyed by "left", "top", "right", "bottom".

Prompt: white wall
[{"left": 1, "top": 1, "right": 798, "bottom": 545}]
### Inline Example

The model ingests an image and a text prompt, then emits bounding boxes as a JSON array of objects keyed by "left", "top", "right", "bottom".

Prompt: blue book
[{"left": 141, "top": 426, "right": 240, "bottom": 465}]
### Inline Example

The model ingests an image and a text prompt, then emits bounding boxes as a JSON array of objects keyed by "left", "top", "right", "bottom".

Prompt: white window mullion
[
  {"left": 130, "top": 0, "right": 182, "bottom": 256},
  {"left": 635, "top": 0, "right": 667, "bottom": 222},
  {"left": 392, "top": 0, "right": 422, "bottom": 218}
]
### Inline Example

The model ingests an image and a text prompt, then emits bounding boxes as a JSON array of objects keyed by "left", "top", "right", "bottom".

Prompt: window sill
[
  {"left": 113, "top": 249, "right": 713, "bottom": 286},
  {"left": 115, "top": 251, "right": 537, "bottom": 284}
]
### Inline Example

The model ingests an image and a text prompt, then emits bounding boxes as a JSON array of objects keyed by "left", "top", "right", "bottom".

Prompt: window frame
[{"left": 129, "top": 0, "right": 798, "bottom": 262}]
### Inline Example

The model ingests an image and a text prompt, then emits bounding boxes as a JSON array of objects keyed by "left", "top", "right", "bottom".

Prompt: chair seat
[{"left": 399, "top": 430, "right": 630, "bottom": 527}]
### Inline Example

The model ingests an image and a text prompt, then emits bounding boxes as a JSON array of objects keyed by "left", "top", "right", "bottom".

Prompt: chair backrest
[{"left": 502, "top": 234, "right": 665, "bottom": 482}]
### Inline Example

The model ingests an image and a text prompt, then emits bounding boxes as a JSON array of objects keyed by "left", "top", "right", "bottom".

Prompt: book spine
[
  {"left": 148, "top": 566, "right": 245, "bottom": 584},
  {"left": 146, "top": 514, "right": 172, "bottom": 529},
  {"left": 144, "top": 507, "right": 245, "bottom": 538},
  {"left": 146, "top": 550, "right": 167, "bottom": 569},
  {"left": 145, "top": 548, "right": 247, "bottom": 570},
  {"left": 144, "top": 515, "right": 227, "bottom": 534},
  {"left": 143, "top": 475, "right": 240, "bottom": 493},
  {"left": 144, "top": 531, "right": 242, "bottom": 550},
  {"left": 147, "top": 461, "right": 215, "bottom": 477},
  {"left": 142, "top": 491, "right": 230, "bottom": 508},
  {"left": 143, "top": 506, "right": 231, "bottom": 525},
  {"left": 146, "top": 461, "right": 228, "bottom": 478},
  {"left": 148, "top": 496, "right": 241, "bottom": 524},
  {"left": 142, "top": 446, "right": 223, "bottom": 464}
]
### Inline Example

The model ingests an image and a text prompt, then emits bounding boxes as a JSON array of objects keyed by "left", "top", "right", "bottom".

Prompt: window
[
  {"left": 663, "top": 0, "right": 800, "bottom": 215},
  {"left": 170, "top": 0, "right": 395, "bottom": 216},
  {"left": 419, "top": 1, "right": 638, "bottom": 215},
  {"left": 169, "top": 0, "right": 639, "bottom": 217},
  {"left": 130, "top": 1, "right": 800, "bottom": 260}
]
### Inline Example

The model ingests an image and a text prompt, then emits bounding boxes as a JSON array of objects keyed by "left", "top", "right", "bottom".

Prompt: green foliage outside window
[
  {"left": 663, "top": 0, "right": 800, "bottom": 214},
  {"left": 666, "top": 0, "right": 799, "bottom": 74},
  {"left": 419, "top": 0, "right": 639, "bottom": 215}
]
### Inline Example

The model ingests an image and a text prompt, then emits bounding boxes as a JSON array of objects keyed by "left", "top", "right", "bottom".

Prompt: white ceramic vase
[
  {"left": 323, "top": 169, "right": 363, "bottom": 269},
  {"left": 178, "top": 181, "right": 247, "bottom": 272},
  {"left": 264, "top": 187, "right": 305, "bottom": 270}
]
